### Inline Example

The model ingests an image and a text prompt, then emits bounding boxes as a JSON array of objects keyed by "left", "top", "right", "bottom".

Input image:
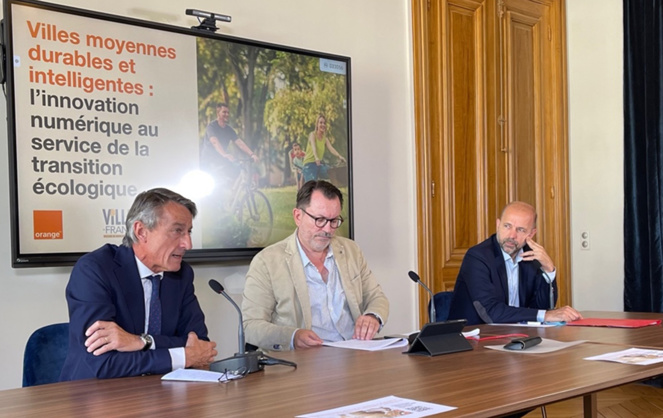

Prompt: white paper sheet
[
  {"left": 161, "top": 368, "right": 243, "bottom": 382},
  {"left": 484, "top": 338, "right": 586, "bottom": 353},
  {"left": 323, "top": 338, "right": 408, "bottom": 351},
  {"left": 487, "top": 322, "right": 563, "bottom": 328},
  {"left": 585, "top": 348, "right": 663, "bottom": 365},
  {"left": 297, "top": 395, "right": 456, "bottom": 417}
]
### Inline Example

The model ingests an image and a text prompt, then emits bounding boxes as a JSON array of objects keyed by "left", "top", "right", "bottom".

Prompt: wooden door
[{"left": 412, "top": 0, "right": 570, "bottom": 325}]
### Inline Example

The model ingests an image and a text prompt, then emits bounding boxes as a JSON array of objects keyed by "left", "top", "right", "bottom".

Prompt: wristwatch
[
  {"left": 366, "top": 313, "right": 383, "bottom": 328},
  {"left": 140, "top": 333, "right": 154, "bottom": 351}
]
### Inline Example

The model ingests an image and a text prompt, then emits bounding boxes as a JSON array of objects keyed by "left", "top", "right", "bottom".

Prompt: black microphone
[
  {"left": 209, "top": 279, "right": 245, "bottom": 354},
  {"left": 208, "top": 279, "right": 296, "bottom": 374},
  {"left": 549, "top": 278, "right": 554, "bottom": 310},
  {"left": 542, "top": 269, "right": 555, "bottom": 311},
  {"left": 524, "top": 244, "right": 555, "bottom": 311},
  {"left": 408, "top": 271, "right": 436, "bottom": 323},
  {"left": 530, "top": 260, "right": 554, "bottom": 310},
  {"left": 208, "top": 279, "right": 262, "bottom": 374}
]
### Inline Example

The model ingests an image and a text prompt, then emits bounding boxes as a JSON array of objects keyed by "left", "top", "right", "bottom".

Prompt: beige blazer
[{"left": 241, "top": 231, "right": 389, "bottom": 351}]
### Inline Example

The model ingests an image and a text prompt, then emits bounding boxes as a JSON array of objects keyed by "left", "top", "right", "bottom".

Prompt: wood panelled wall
[{"left": 412, "top": 0, "right": 571, "bottom": 326}]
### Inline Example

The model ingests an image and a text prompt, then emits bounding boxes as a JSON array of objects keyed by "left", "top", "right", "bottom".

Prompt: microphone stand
[
  {"left": 422, "top": 280, "right": 436, "bottom": 324},
  {"left": 533, "top": 262, "right": 554, "bottom": 310},
  {"left": 543, "top": 271, "right": 554, "bottom": 310},
  {"left": 408, "top": 271, "right": 436, "bottom": 323},
  {"left": 208, "top": 280, "right": 296, "bottom": 375},
  {"left": 210, "top": 350, "right": 263, "bottom": 375}
]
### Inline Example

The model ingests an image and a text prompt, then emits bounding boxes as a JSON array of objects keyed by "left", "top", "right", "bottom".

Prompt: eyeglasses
[
  {"left": 218, "top": 367, "right": 247, "bottom": 382},
  {"left": 300, "top": 208, "right": 344, "bottom": 229}
]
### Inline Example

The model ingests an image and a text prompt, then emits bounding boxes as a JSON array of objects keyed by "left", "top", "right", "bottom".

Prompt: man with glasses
[
  {"left": 448, "top": 201, "right": 582, "bottom": 325},
  {"left": 241, "top": 180, "right": 389, "bottom": 351}
]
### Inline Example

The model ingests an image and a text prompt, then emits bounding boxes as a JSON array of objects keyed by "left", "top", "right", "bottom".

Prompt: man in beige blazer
[{"left": 242, "top": 180, "right": 389, "bottom": 351}]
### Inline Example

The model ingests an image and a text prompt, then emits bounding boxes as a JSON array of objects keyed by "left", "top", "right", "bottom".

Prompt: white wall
[
  {"left": 567, "top": 0, "right": 624, "bottom": 310},
  {"left": 0, "top": 0, "right": 417, "bottom": 390},
  {"left": 0, "top": 0, "right": 628, "bottom": 391}
]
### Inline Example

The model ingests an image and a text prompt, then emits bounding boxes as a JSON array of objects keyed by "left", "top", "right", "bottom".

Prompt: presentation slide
[
  {"left": 12, "top": 4, "right": 200, "bottom": 253},
  {"left": 6, "top": 1, "right": 352, "bottom": 266}
]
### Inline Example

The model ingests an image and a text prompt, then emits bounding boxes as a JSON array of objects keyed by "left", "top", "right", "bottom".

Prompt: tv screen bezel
[{"left": 3, "top": 0, "right": 353, "bottom": 268}]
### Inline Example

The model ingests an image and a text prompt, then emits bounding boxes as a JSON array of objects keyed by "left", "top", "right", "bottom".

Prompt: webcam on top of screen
[{"left": 186, "top": 9, "right": 231, "bottom": 32}]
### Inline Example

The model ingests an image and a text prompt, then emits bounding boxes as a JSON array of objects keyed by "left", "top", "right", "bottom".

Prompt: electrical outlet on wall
[{"left": 581, "top": 231, "right": 590, "bottom": 251}]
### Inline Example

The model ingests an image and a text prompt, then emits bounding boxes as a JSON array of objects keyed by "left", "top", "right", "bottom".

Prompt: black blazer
[{"left": 448, "top": 234, "right": 557, "bottom": 325}]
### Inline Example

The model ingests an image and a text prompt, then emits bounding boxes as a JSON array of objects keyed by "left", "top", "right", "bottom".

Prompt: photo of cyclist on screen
[
  {"left": 302, "top": 114, "right": 346, "bottom": 182},
  {"left": 200, "top": 102, "right": 259, "bottom": 182}
]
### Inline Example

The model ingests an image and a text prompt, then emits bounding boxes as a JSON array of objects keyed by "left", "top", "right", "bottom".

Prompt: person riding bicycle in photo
[
  {"left": 302, "top": 114, "right": 346, "bottom": 182},
  {"left": 198, "top": 102, "right": 270, "bottom": 248},
  {"left": 200, "top": 102, "right": 259, "bottom": 185}
]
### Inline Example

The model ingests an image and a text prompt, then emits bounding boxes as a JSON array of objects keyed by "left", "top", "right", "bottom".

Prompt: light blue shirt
[
  {"left": 294, "top": 237, "right": 355, "bottom": 345},
  {"left": 135, "top": 257, "right": 185, "bottom": 370},
  {"left": 501, "top": 249, "right": 556, "bottom": 323}
]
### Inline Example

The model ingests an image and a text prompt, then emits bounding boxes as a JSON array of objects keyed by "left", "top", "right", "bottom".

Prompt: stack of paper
[
  {"left": 161, "top": 368, "right": 243, "bottom": 382},
  {"left": 323, "top": 338, "right": 408, "bottom": 351}
]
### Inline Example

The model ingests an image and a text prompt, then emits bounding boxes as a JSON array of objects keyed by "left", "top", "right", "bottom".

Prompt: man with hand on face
[
  {"left": 60, "top": 188, "right": 217, "bottom": 381},
  {"left": 242, "top": 180, "right": 389, "bottom": 351},
  {"left": 448, "top": 201, "right": 582, "bottom": 325}
]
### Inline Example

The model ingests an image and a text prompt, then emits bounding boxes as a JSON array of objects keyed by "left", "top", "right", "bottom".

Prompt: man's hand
[
  {"left": 523, "top": 237, "right": 555, "bottom": 273},
  {"left": 353, "top": 314, "right": 380, "bottom": 340},
  {"left": 544, "top": 306, "right": 583, "bottom": 322},
  {"left": 293, "top": 329, "right": 323, "bottom": 349},
  {"left": 184, "top": 332, "right": 218, "bottom": 369},
  {"left": 85, "top": 320, "right": 143, "bottom": 356}
]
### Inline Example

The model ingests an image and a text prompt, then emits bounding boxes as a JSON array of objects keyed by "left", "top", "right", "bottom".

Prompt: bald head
[
  {"left": 499, "top": 201, "right": 537, "bottom": 228},
  {"left": 496, "top": 201, "right": 538, "bottom": 258}
]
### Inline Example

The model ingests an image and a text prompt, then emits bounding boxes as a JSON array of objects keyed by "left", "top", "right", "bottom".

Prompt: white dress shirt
[{"left": 135, "top": 257, "right": 185, "bottom": 370}]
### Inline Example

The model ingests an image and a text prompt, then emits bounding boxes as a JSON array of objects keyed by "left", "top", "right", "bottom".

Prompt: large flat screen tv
[{"left": 3, "top": 0, "right": 353, "bottom": 267}]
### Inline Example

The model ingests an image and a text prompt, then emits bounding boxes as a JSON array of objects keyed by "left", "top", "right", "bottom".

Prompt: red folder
[{"left": 567, "top": 318, "right": 662, "bottom": 328}]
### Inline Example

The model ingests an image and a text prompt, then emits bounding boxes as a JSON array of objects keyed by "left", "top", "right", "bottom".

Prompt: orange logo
[{"left": 33, "top": 210, "right": 63, "bottom": 240}]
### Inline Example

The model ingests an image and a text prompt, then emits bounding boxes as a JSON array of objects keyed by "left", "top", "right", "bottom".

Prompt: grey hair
[{"left": 122, "top": 188, "right": 197, "bottom": 247}]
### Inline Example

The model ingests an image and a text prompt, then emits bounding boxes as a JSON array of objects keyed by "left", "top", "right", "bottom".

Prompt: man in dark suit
[
  {"left": 448, "top": 201, "right": 582, "bottom": 325},
  {"left": 60, "top": 188, "right": 217, "bottom": 381}
]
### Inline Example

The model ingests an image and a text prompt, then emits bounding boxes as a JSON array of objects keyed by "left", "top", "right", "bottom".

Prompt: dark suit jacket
[
  {"left": 60, "top": 244, "right": 209, "bottom": 381},
  {"left": 448, "top": 234, "right": 557, "bottom": 325}
]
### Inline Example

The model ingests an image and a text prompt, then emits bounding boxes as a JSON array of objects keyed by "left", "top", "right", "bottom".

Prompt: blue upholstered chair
[
  {"left": 429, "top": 291, "right": 454, "bottom": 322},
  {"left": 22, "top": 323, "right": 69, "bottom": 387}
]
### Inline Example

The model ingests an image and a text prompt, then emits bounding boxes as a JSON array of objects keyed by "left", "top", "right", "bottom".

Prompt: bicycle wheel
[{"left": 238, "top": 189, "right": 273, "bottom": 247}]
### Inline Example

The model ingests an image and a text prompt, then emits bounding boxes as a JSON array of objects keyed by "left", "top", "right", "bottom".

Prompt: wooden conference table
[{"left": 2, "top": 311, "right": 663, "bottom": 417}]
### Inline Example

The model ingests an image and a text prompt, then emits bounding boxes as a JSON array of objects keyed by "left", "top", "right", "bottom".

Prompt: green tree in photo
[{"left": 195, "top": 37, "right": 352, "bottom": 248}]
